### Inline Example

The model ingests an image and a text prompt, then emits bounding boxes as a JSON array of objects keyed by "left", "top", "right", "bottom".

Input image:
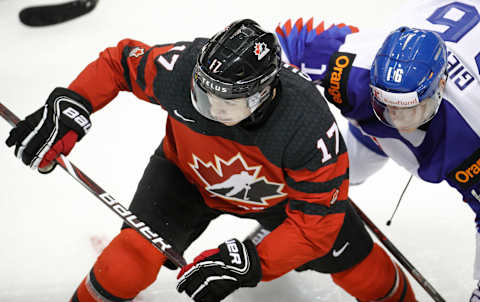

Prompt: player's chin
[
  {"left": 391, "top": 121, "right": 419, "bottom": 133},
  {"left": 219, "top": 120, "right": 241, "bottom": 126},
  {"left": 397, "top": 126, "right": 418, "bottom": 133}
]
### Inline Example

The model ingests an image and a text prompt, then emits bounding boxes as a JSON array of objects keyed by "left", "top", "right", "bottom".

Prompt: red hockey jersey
[{"left": 68, "top": 38, "right": 349, "bottom": 281}]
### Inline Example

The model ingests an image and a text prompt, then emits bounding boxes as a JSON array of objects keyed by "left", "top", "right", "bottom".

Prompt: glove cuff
[
  {"left": 46, "top": 87, "right": 93, "bottom": 140},
  {"left": 51, "top": 87, "right": 92, "bottom": 112},
  {"left": 50, "top": 87, "right": 93, "bottom": 113},
  {"left": 241, "top": 239, "right": 262, "bottom": 287}
]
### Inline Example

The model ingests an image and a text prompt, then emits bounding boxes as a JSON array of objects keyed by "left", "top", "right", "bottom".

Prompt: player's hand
[
  {"left": 471, "top": 281, "right": 480, "bottom": 302},
  {"left": 177, "top": 238, "right": 262, "bottom": 302},
  {"left": 5, "top": 87, "right": 92, "bottom": 173}
]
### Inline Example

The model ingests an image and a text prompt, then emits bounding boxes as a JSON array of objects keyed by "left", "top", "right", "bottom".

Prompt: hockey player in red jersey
[{"left": 5, "top": 19, "right": 416, "bottom": 301}]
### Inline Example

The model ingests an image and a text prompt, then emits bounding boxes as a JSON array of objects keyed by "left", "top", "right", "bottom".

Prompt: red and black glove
[
  {"left": 177, "top": 238, "right": 262, "bottom": 302},
  {"left": 5, "top": 87, "right": 92, "bottom": 173}
]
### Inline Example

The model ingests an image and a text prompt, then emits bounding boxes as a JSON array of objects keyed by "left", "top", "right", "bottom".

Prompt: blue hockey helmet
[{"left": 370, "top": 27, "right": 447, "bottom": 131}]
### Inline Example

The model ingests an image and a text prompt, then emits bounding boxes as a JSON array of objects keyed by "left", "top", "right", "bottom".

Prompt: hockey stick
[
  {"left": 246, "top": 200, "right": 446, "bottom": 301},
  {"left": 0, "top": 101, "right": 187, "bottom": 268},
  {"left": 19, "top": 0, "right": 98, "bottom": 27},
  {"left": 349, "top": 198, "right": 446, "bottom": 302}
]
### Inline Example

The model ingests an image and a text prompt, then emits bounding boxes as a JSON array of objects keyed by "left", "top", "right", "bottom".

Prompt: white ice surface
[{"left": 0, "top": 0, "right": 474, "bottom": 301}]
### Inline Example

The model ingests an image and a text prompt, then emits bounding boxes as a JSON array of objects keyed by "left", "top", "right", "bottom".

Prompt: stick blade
[{"left": 19, "top": 0, "right": 98, "bottom": 27}]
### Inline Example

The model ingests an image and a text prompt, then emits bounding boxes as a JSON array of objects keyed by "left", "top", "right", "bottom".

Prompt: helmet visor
[
  {"left": 370, "top": 85, "right": 441, "bottom": 131},
  {"left": 191, "top": 78, "right": 263, "bottom": 126}
]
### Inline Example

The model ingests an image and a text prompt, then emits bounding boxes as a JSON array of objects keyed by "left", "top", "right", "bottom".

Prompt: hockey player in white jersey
[{"left": 275, "top": 0, "right": 480, "bottom": 300}]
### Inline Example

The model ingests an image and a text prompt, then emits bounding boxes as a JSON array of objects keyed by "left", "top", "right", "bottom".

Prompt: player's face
[
  {"left": 191, "top": 75, "right": 267, "bottom": 126},
  {"left": 387, "top": 102, "right": 429, "bottom": 132},
  {"left": 191, "top": 65, "right": 271, "bottom": 126},
  {"left": 373, "top": 96, "right": 440, "bottom": 132},
  {"left": 207, "top": 94, "right": 252, "bottom": 126},
  {"left": 371, "top": 79, "right": 445, "bottom": 132}
]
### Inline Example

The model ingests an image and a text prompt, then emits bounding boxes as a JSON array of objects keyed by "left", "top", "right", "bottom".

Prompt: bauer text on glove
[
  {"left": 5, "top": 87, "right": 92, "bottom": 171},
  {"left": 176, "top": 238, "right": 262, "bottom": 302}
]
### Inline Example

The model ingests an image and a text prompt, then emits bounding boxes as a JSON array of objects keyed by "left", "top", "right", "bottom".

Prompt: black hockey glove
[
  {"left": 5, "top": 87, "right": 92, "bottom": 173},
  {"left": 177, "top": 238, "right": 262, "bottom": 302}
]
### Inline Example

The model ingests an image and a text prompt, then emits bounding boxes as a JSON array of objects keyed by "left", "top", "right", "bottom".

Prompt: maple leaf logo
[
  {"left": 189, "top": 153, "right": 286, "bottom": 206},
  {"left": 253, "top": 42, "right": 270, "bottom": 60},
  {"left": 128, "top": 47, "right": 144, "bottom": 58}
]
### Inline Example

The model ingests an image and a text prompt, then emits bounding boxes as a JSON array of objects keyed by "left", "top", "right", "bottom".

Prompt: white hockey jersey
[{"left": 276, "top": 0, "right": 480, "bottom": 278}]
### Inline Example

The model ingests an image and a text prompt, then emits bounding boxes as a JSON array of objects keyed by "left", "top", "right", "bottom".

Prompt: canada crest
[
  {"left": 129, "top": 47, "right": 145, "bottom": 58},
  {"left": 254, "top": 42, "right": 270, "bottom": 60},
  {"left": 189, "top": 153, "right": 286, "bottom": 206}
]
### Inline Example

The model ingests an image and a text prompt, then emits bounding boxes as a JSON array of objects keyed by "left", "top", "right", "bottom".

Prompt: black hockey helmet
[{"left": 191, "top": 19, "right": 281, "bottom": 126}]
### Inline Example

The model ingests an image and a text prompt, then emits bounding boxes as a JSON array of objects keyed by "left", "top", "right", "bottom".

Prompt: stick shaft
[{"left": 349, "top": 198, "right": 445, "bottom": 302}]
